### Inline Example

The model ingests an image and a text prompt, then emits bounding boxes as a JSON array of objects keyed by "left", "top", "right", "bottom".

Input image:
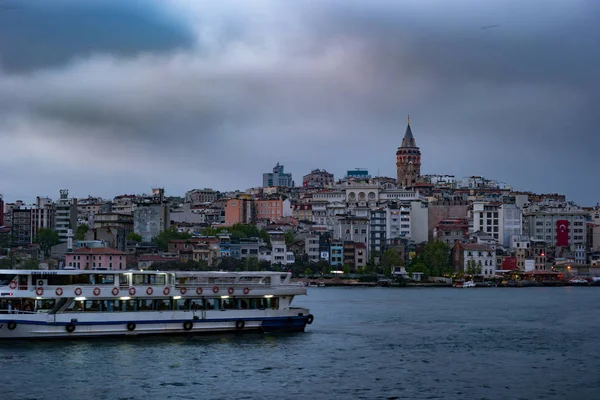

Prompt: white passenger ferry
[{"left": 0, "top": 269, "right": 313, "bottom": 339}]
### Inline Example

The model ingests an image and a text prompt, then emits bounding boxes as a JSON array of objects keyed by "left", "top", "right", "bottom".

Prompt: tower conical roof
[{"left": 400, "top": 116, "right": 417, "bottom": 148}]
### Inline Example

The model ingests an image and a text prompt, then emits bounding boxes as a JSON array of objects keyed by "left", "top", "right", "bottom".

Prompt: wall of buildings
[{"left": 410, "top": 201, "right": 429, "bottom": 244}]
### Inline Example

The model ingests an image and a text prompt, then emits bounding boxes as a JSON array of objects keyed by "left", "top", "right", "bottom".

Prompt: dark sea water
[{"left": 2, "top": 287, "right": 600, "bottom": 400}]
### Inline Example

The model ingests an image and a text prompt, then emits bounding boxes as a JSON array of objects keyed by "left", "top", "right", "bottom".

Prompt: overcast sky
[{"left": 1, "top": 0, "right": 598, "bottom": 205}]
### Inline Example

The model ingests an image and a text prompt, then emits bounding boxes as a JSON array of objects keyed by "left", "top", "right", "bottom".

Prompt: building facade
[
  {"left": 255, "top": 198, "right": 292, "bottom": 223},
  {"left": 224, "top": 197, "right": 254, "bottom": 225},
  {"left": 329, "top": 241, "right": 344, "bottom": 267},
  {"left": 305, "top": 235, "right": 320, "bottom": 263},
  {"left": 522, "top": 204, "right": 587, "bottom": 252},
  {"left": 65, "top": 247, "right": 128, "bottom": 270},
  {"left": 453, "top": 243, "right": 497, "bottom": 277},
  {"left": 133, "top": 202, "right": 170, "bottom": 243},
  {"left": 302, "top": 169, "right": 334, "bottom": 188},
  {"left": 184, "top": 189, "right": 218, "bottom": 204},
  {"left": 434, "top": 217, "right": 469, "bottom": 245},
  {"left": 11, "top": 208, "right": 32, "bottom": 246},
  {"left": 54, "top": 189, "right": 78, "bottom": 243}
]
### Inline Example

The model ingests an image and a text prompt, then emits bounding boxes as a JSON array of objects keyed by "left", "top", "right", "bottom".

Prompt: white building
[
  {"left": 54, "top": 190, "right": 77, "bottom": 243},
  {"left": 334, "top": 216, "right": 370, "bottom": 247},
  {"left": 470, "top": 201, "right": 503, "bottom": 243},
  {"left": 311, "top": 185, "right": 423, "bottom": 230},
  {"left": 502, "top": 204, "right": 522, "bottom": 248},
  {"left": 410, "top": 200, "right": 429, "bottom": 243},
  {"left": 269, "top": 232, "right": 295, "bottom": 265},
  {"left": 305, "top": 235, "right": 320, "bottom": 263},
  {"left": 457, "top": 243, "right": 497, "bottom": 277}
]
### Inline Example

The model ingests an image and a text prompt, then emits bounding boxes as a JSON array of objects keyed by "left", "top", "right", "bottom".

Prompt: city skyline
[{"left": 1, "top": 0, "right": 598, "bottom": 204}]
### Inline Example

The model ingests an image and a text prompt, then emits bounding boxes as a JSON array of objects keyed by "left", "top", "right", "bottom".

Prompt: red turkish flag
[{"left": 556, "top": 220, "right": 569, "bottom": 247}]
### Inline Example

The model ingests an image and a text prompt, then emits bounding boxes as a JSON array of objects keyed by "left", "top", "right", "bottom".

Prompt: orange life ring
[
  {"left": 9, "top": 281, "right": 17, "bottom": 289},
  {"left": 227, "top": 287, "right": 234, "bottom": 295},
  {"left": 212, "top": 286, "right": 219, "bottom": 294},
  {"left": 74, "top": 287, "right": 82, "bottom": 296},
  {"left": 146, "top": 287, "right": 154, "bottom": 295},
  {"left": 112, "top": 287, "right": 119, "bottom": 296},
  {"left": 180, "top": 287, "right": 187, "bottom": 295},
  {"left": 36, "top": 287, "right": 44, "bottom": 296},
  {"left": 56, "top": 287, "right": 63, "bottom": 296},
  {"left": 163, "top": 287, "right": 171, "bottom": 296},
  {"left": 243, "top": 287, "right": 250, "bottom": 295},
  {"left": 93, "top": 287, "right": 101, "bottom": 296},
  {"left": 196, "top": 287, "right": 203, "bottom": 295},
  {"left": 129, "top": 287, "right": 136, "bottom": 296}
]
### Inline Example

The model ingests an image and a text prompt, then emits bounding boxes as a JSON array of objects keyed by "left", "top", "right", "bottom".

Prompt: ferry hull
[{"left": 0, "top": 311, "right": 312, "bottom": 339}]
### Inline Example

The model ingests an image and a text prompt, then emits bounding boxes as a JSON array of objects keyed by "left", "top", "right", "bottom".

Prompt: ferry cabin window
[
  {"left": 222, "top": 297, "right": 236, "bottom": 310},
  {"left": 138, "top": 299, "right": 155, "bottom": 311},
  {"left": 65, "top": 301, "right": 84, "bottom": 312},
  {"left": 119, "top": 274, "right": 128, "bottom": 286},
  {"left": 1, "top": 298, "right": 36, "bottom": 313},
  {"left": 35, "top": 299, "right": 56, "bottom": 312},
  {"left": 94, "top": 274, "right": 114, "bottom": 285},
  {"left": 71, "top": 275, "right": 91, "bottom": 285},
  {"left": 133, "top": 274, "right": 166, "bottom": 285},
  {"left": 0, "top": 273, "right": 17, "bottom": 286},
  {"left": 156, "top": 299, "right": 171, "bottom": 311},
  {"left": 174, "top": 298, "right": 205, "bottom": 311}
]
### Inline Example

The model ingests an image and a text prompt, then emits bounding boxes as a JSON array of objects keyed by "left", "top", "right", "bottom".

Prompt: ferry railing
[
  {"left": 0, "top": 309, "right": 38, "bottom": 315},
  {"left": 173, "top": 282, "right": 303, "bottom": 288}
]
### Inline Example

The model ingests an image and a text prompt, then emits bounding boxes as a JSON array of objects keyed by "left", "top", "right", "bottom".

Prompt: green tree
[
  {"left": 0, "top": 232, "right": 12, "bottom": 251},
  {"left": 75, "top": 225, "right": 89, "bottom": 241},
  {"left": 201, "top": 226, "right": 223, "bottom": 236},
  {"left": 381, "top": 248, "right": 403, "bottom": 272},
  {"left": 284, "top": 231, "right": 296, "bottom": 246},
  {"left": 476, "top": 261, "right": 483, "bottom": 276},
  {"left": 127, "top": 232, "right": 143, "bottom": 243},
  {"left": 152, "top": 227, "right": 191, "bottom": 251},
  {"left": 408, "top": 258, "right": 429, "bottom": 275},
  {"left": 244, "top": 256, "right": 260, "bottom": 271},
  {"left": 0, "top": 257, "right": 12, "bottom": 269},
  {"left": 465, "top": 259, "right": 482, "bottom": 276},
  {"left": 34, "top": 228, "right": 60, "bottom": 257},
  {"left": 420, "top": 240, "right": 452, "bottom": 277},
  {"left": 343, "top": 263, "right": 351, "bottom": 276},
  {"left": 22, "top": 259, "right": 40, "bottom": 269},
  {"left": 218, "top": 257, "right": 243, "bottom": 271}
]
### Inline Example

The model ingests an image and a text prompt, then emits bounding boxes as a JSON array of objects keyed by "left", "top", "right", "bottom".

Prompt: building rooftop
[
  {"left": 68, "top": 247, "right": 128, "bottom": 255},
  {"left": 460, "top": 243, "right": 495, "bottom": 252}
]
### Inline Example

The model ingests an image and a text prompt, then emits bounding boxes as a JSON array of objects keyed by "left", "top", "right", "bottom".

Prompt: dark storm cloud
[
  {"left": 0, "top": 0, "right": 598, "bottom": 204},
  {"left": 0, "top": 0, "right": 194, "bottom": 72}
]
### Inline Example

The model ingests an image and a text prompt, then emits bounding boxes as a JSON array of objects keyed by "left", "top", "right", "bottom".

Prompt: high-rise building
[
  {"left": 11, "top": 208, "right": 32, "bottom": 246},
  {"left": 54, "top": 189, "right": 78, "bottom": 243},
  {"left": 262, "top": 163, "right": 294, "bottom": 187},
  {"left": 396, "top": 116, "right": 421, "bottom": 188}
]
